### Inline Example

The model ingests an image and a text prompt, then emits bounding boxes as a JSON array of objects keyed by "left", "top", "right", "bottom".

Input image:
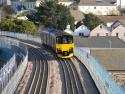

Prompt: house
[
  {"left": 97, "top": 16, "right": 125, "bottom": 27},
  {"left": 70, "top": 9, "right": 84, "bottom": 24},
  {"left": 109, "top": 20, "right": 125, "bottom": 31},
  {"left": 0, "top": 0, "right": 11, "bottom": 5},
  {"left": 111, "top": 24, "right": 125, "bottom": 39},
  {"left": 58, "top": 0, "right": 74, "bottom": 6},
  {"left": 73, "top": 25, "right": 90, "bottom": 37},
  {"left": 11, "top": 0, "right": 75, "bottom": 13},
  {"left": 64, "top": 25, "right": 73, "bottom": 35},
  {"left": 11, "top": 0, "right": 41, "bottom": 12},
  {"left": 90, "top": 24, "right": 110, "bottom": 36},
  {"left": 116, "top": 0, "right": 125, "bottom": 9},
  {"left": 78, "top": 0, "right": 120, "bottom": 15}
]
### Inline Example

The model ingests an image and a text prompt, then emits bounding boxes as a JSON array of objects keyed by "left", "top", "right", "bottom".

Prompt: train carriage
[{"left": 41, "top": 28, "right": 74, "bottom": 58}]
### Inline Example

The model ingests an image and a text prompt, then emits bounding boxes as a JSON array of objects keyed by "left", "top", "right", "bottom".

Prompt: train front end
[{"left": 56, "top": 35, "right": 74, "bottom": 58}]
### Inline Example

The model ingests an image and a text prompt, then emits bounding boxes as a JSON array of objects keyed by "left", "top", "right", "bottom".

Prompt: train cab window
[
  {"left": 56, "top": 35, "right": 73, "bottom": 44},
  {"left": 62, "top": 36, "right": 73, "bottom": 44}
]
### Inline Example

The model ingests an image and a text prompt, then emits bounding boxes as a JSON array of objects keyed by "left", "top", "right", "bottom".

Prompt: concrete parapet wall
[
  {"left": 74, "top": 47, "right": 124, "bottom": 94},
  {"left": 1, "top": 52, "right": 28, "bottom": 94}
]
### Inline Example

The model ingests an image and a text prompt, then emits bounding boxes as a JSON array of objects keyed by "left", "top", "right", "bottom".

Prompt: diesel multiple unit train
[{"left": 41, "top": 28, "right": 74, "bottom": 58}]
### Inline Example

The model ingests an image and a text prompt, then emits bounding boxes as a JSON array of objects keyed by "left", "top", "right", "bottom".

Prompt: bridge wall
[
  {"left": 0, "top": 37, "right": 28, "bottom": 94},
  {"left": 74, "top": 47, "right": 124, "bottom": 94}
]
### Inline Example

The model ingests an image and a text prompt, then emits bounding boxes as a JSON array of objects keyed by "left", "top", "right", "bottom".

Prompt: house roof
[
  {"left": 74, "top": 25, "right": 90, "bottom": 32},
  {"left": 97, "top": 16, "right": 125, "bottom": 23},
  {"left": 58, "top": 0, "right": 72, "bottom": 2},
  {"left": 110, "top": 20, "right": 125, "bottom": 31},
  {"left": 11, "top": 0, "right": 41, "bottom": 2},
  {"left": 70, "top": 9, "right": 84, "bottom": 21},
  {"left": 79, "top": 0, "right": 115, "bottom": 6},
  {"left": 11, "top": 0, "right": 73, "bottom": 2},
  {"left": 112, "top": 24, "right": 125, "bottom": 32}
]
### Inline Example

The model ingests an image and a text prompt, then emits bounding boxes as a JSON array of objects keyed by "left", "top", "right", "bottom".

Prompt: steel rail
[
  {"left": 67, "top": 58, "right": 85, "bottom": 94},
  {"left": 23, "top": 47, "right": 48, "bottom": 94}
]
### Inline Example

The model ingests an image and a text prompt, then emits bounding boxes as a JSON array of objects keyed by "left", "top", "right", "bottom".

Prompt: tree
[
  {"left": 83, "top": 13, "right": 103, "bottom": 30},
  {"left": 0, "top": 18, "right": 37, "bottom": 33},
  {"left": 27, "top": 1, "right": 75, "bottom": 30}
]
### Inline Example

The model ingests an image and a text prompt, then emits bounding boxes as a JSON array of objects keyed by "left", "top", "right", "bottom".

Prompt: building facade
[
  {"left": 111, "top": 25, "right": 125, "bottom": 39},
  {"left": 90, "top": 24, "right": 110, "bottom": 36},
  {"left": 78, "top": 0, "right": 120, "bottom": 15},
  {"left": 117, "top": 0, "right": 125, "bottom": 9},
  {"left": 0, "top": 0, "right": 11, "bottom": 5}
]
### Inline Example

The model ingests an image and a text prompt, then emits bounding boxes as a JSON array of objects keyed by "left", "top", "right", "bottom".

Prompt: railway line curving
[
  {"left": 23, "top": 47, "right": 48, "bottom": 94},
  {"left": 57, "top": 58, "right": 85, "bottom": 94}
]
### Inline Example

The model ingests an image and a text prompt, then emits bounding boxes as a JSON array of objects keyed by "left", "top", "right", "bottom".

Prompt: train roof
[{"left": 42, "top": 28, "right": 71, "bottom": 36}]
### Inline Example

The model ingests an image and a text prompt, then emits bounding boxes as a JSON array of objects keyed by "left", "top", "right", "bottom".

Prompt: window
[
  {"left": 94, "top": 6, "right": 96, "bottom": 9},
  {"left": 97, "top": 33, "right": 99, "bottom": 36},
  {"left": 116, "top": 33, "right": 118, "bottom": 37},
  {"left": 79, "top": 33, "right": 84, "bottom": 37},
  {"left": 106, "top": 33, "right": 108, "bottom": 36},
  {"left": 56, "top": 35, "right": 73, "bottom": 44}
]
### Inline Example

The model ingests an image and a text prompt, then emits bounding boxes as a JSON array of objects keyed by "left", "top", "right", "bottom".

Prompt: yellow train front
[
  {"left": 56, "top": 35, "right": 74, "bottom": 58},
  {"left": 41, "top": 29, "right": 74, "bottom": 58}
]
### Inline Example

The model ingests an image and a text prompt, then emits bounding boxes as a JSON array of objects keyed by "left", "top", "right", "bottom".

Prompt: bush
[{"left": 0, "top": 18, "right": 37, "bottom": 34}]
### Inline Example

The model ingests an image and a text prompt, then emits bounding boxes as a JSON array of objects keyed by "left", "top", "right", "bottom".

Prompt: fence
[
  {"left": 1, "top": 53, "right": 28, "bottom": 94},
  {"left": 0, "top": 36, "right": 28, "bottom": 94},
  {"left": 0, "top": 54, "right": 16, "bottom": 93},
  {"left": 0, "top": 31, "right": 41, "bottom": 43},
  {"left": 74, "top": 47, "right": 124, "bottom": 94}
]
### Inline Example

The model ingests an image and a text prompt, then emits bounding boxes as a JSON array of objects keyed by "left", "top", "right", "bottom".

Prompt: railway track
[
  {"left": 23, "top": 47, "right": 48, "bottom": 94},
  {"left": 15, "top": 39, "right": 99, "bottom": 94},
  {"left": 58, "top": 58, "right": 85, "bottom": 94}
]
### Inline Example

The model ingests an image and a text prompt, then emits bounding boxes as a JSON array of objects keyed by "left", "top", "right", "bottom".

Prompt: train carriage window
[{"left": 56, "top": 36, "right": 62, "bottom": 44}]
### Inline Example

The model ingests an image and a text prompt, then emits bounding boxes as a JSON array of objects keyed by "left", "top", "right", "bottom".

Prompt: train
[{"left": 41, "top": 28, "right": 74, "bottom": 58}]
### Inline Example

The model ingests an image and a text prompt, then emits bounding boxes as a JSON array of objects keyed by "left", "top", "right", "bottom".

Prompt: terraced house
[{"left": 78, "top": 0, "right": 120, "bottom": 15}]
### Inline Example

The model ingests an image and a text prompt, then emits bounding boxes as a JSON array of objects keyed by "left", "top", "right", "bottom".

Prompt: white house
[
  {"left": 64, "top": 25, "right": 73, "bottom": 35},
  {"left": 58, "top": 0, "right": 74, "bottom": 6},
  {"left": 73, "top": 25, "right": 90, "bottom": 37},
  {"left": 90, "top": 24, "right": 110, "bottom": 36},
  {"left": 111, "top": 24, "right": 125, "bottom": 39},
  {"left": 78, "top": 0, "right": 120, "bottom": 15},
  {"left": 116, "top": 0, "right": 125, "bottom": 9},
  {"left": 11, "top": 0, "right": 41, "bottom": 12}
]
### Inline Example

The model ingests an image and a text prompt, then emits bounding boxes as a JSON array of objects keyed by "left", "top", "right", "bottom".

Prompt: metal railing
[
  {"left": 0, "top": 31, "right": 41, "bottom": 43},
  {"left": 0, "top": 54, "right": 16, "bottom": 93},
  {"left": 1, "top": 53, "right": 28, "bottom": 94},
  {"left": 0, "top": 36, "right": 28, "bottom": 94},
  {"left": 74, "top": 47, "right": 124, "bottom": 94}
]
